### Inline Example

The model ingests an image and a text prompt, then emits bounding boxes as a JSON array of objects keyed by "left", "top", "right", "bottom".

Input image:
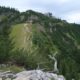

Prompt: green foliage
[
  {"left": 0, "top": 65, "right": 25, "bottom": 73},
  {"left": 10, "top": 50, "right": 27, "bottom": 66},
  {"left": 0, "top": 6, "right": 80, "bottom": 80}
]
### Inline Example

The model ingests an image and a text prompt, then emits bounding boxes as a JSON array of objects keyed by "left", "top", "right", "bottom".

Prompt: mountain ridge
[{"left": 0, "top": 6, "right": 80, "bottom": 80}]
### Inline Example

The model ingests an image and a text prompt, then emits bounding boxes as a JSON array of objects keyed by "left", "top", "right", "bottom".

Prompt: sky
[{"left": 0, "top": 0, "right": 80, "bottom": 24}]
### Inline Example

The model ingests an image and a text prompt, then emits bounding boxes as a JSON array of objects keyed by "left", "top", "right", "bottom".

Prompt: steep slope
[
  {"left": 10, "top": 22, "right": 80, "bottom": 80},
  {"left": 10, "top": 23, "right": 33, "bottom": 51},
  {"left": 0, "top": 6, "right": 80, "bottom": 79}
]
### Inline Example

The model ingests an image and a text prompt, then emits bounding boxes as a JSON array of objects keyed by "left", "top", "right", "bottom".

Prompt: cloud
[
  {"left": 52, "top": 0, "right": 69, "bottom": 4},
  {"left": 25, "top": 0, "right": 69, "bottom": 7},
  {"left": 61, "top": 11, "right": 80, "bottom": 23},
  {"left": 0, "top": 0, "right": 70, "bottom": 8}
]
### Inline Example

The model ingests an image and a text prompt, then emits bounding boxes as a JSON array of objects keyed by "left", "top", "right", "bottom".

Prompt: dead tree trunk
[{"left": 48, "top": 54, "right": 59, "bottom": 73}]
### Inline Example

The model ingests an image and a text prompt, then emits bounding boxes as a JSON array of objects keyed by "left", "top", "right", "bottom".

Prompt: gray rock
[
  {"left": 0, "top": 71, "right": 16, "bottom": 79},
  {"left": 0, "top": 70, "right": 65, "bottom": 80},
  {"left": 14, "top": 70, "right": 65, "bottom": 80}
]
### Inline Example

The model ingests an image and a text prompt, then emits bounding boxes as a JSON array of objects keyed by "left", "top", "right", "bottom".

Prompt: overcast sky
[{"left": 0, "top": 0, "right": 80, "bottom": 24}]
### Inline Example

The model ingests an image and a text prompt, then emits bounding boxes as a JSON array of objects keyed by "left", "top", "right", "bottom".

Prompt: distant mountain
[{"left": 0, "top": 6, "right": 80, "bottom": 80}]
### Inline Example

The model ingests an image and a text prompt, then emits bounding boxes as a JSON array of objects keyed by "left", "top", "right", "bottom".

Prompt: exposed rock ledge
[
  {"left": 14, "top": 70, "right": 65, "bottom": 80},
  {"left": 0, "top": 70, "right": 65, "bottom": 80}
]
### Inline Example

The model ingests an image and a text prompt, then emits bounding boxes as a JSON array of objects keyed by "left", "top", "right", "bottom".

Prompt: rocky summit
[
  {"left": 14, "top": 70, "right": 65, "bottom": 80},
  {"left": 0, "top": 70, "right": 65, "bottom": 80}
]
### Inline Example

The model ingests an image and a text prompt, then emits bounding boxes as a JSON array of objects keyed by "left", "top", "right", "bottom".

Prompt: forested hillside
[{"left": 0, "top": 6, "right": 80, "bottom": 80}]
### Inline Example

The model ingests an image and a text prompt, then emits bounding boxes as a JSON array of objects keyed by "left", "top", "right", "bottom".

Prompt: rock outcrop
[{"left": 14, "top": 70, "right": 65, "bottom": 80}]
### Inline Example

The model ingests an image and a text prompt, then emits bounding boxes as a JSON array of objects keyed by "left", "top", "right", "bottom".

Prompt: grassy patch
[
  {"left": 0, "top": 65, "right": 25, "bottom": 73},
  {"left": 10, "top": 23, "right": 33, "bottom": 51}
]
